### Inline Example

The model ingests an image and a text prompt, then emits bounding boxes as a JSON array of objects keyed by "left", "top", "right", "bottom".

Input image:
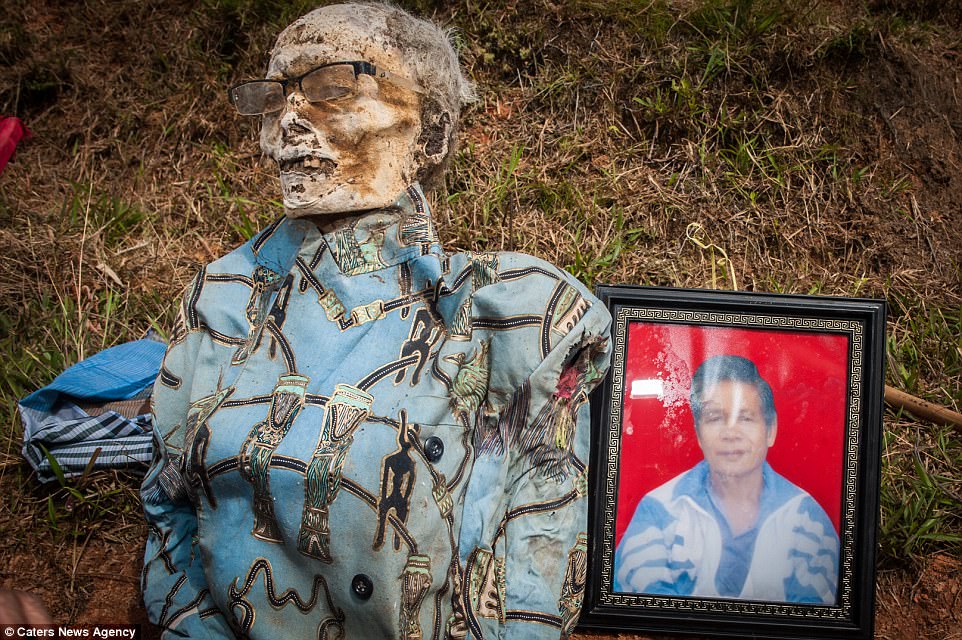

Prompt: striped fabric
[{"left": 18, "top": 337, "right": 165, "bottom": 483}]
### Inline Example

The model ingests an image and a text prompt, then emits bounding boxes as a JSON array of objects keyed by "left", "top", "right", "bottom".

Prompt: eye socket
[{"left": 301, "top": 64, "right": 358, "bottom": 102}]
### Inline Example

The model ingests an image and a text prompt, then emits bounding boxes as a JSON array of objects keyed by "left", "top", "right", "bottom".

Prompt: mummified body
[{"left": 141, "top": 4, "right": 611, "bottom": 638}]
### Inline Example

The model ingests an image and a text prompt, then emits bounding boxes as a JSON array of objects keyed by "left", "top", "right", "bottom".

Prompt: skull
[{"left": 260, "top": 5, "right": 425, "bottom": 218}]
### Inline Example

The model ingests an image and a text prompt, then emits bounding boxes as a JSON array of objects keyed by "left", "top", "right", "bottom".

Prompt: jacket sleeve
[
  {"left": 614, "top": 495, "right": 695, "bottom": 596},
  {"left": 140, "top": 277, "right": 236, "bottom": 638},
  {"left": 497, "top": 292, "right": 611, "bottom": 639},
  {"left": 783, "top": 496, "right": 839, "bottom": 604}
]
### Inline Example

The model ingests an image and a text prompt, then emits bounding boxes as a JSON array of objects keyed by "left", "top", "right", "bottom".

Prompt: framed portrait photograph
[{"left": 579, "top": 285, "right": 886, "bottom": 640}]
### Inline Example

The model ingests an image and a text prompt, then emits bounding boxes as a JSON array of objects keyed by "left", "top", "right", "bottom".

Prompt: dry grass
[{"left": 1, "top": 0, "right": 960, "bottom": 631}]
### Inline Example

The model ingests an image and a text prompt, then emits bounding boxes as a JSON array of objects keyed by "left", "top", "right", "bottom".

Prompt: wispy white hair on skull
[
  {"left": 272, "top": 1, "right": 476, "bottom": 192},
  {"left": 371, "top": 1, "right": 477, "bottom": 190}
]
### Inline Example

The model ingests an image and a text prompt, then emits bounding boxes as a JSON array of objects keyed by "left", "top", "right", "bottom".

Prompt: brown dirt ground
[
  {"left": 3, "top": 534, "right": 960, "bottom": 638},
  {"left": 2, "top": 521, "right": 960, "bottom": 638}
]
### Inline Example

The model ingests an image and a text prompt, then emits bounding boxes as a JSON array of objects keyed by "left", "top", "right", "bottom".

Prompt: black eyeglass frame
[{"left": 228, "top": 60, "right": 422, "bottom": 114}]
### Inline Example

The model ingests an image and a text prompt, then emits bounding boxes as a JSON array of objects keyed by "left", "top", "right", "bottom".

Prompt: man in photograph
[{"left": 614, "top": 355, "right": 839, "bottom": 604}]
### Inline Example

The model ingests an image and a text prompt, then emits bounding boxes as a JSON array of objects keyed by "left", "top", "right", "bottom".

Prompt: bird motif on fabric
[
  {"left": 182, "top": 382, "right": 234, "bottom": 509},
  {"left": 445, "top": 340, "right": 490, "bottom": 418}
]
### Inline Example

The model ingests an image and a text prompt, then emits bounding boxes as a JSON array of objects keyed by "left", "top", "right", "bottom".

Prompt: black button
[
  {"left": 425, "top": 436, "right": 444, "bottom": 463},
  {"left": 351, "top": 574, "right": 373, "bottom": 600}
]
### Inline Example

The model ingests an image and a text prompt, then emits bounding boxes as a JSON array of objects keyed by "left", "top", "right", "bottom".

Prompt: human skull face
[{"left": 260, "top": 7, "right": 423, "bottom": 217}]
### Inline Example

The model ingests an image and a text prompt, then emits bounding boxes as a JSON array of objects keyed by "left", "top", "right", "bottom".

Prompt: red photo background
[{"left": 615, "top": 321, "right": 848, "bottom": 547}]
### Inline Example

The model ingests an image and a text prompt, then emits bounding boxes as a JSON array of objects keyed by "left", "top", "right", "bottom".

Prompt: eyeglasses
[{"left": 228, "top": 61, "right": 422, "bottom": 116}]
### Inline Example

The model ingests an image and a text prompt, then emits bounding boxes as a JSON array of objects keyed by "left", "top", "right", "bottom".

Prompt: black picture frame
[{"left": 579, "top": 285, "right": 886, "bottom": 640}]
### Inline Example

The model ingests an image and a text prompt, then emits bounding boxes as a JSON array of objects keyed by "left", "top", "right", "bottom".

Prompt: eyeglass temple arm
[{"left": 372, "top": 67, "right": 423, "bottom": 94}]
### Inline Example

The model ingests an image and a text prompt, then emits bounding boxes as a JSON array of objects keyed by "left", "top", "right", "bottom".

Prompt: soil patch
[{"left": 3, "top": 530, "right": 959, "bottom": 638}]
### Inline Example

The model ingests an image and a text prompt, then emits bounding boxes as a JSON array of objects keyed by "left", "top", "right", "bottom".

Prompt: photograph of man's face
[
  {"left": 613, "top": 324, "right": 846, "bottom": 605},
  {"left": 693, "top": 368, "right": 777, "bottom": 482}
]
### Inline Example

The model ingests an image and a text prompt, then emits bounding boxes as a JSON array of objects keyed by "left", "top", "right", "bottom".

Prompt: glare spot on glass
[{"left": 630, "top": 379, "right": 663, "bottom": 399}]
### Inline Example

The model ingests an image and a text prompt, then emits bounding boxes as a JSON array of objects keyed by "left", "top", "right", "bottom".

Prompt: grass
[
  {"left": 880, "top": 423, "right": 962, "bottom": 561},
  {"left": 888, "top": 295, "right": 962, "bottom": 403},
  {"left": 0, "top": 0, "right": 961, "bottom": 627}
]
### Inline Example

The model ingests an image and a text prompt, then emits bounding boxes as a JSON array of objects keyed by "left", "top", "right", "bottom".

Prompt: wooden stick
[{"left": 884, "top": 385, "right": 962, "bottom": 433}]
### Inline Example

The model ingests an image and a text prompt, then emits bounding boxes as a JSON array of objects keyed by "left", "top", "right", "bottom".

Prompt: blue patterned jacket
[{"left": 141, "top": 184, "right": 612, "bottom": 639}]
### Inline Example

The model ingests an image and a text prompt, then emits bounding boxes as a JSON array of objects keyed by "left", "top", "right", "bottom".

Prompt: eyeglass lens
[
  {"left": 301, "top": 65, "right": 356, "bottom": 102},
  {"left": 231, "top": 64, "right": 360, "bottom": 115},
  {"left": 231, "top": 83, "right": 286, "bottom": 116}
]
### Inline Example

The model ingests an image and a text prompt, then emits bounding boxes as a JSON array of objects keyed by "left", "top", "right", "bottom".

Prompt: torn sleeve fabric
[{"left": 141, "top": 184, "right": 612, "bottom": 639}]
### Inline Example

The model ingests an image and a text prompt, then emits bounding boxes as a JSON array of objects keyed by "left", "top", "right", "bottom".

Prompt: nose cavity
[
  {"left": 280, "top": 107, "right": 315, "bottom": 144},
  {"left": 283, "top": 119, "right": 312, "bottom": 138}
]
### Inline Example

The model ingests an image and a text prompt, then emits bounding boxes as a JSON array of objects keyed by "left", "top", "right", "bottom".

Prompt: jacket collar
[
  {"left": 316, "top": 184, "right": 441, "bottom": 276},
  {"left": 251, "top": 183, "right": 442, "bottom": 277},
  {"left": 676, "top": 460, "right": 802, "bottom": 524}
]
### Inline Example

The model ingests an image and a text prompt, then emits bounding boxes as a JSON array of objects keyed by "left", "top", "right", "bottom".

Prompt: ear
[
  {"left": 766, "top": 419, "right": 777, "bottom": 447},
  {"left": 420, "top": 111, "right": 452, "bottom": 163}
]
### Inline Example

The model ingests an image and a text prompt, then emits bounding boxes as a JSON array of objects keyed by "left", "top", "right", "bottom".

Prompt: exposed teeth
[{"left": 280, "top": 157, "right": 336, "bottom": 174}]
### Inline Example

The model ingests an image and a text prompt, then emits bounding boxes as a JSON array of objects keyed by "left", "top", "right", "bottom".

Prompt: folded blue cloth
[{"left": 19, "top": 338, "right": 165, "bottom": 482}]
